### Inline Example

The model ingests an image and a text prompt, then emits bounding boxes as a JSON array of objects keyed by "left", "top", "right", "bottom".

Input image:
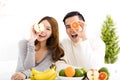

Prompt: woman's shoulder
[
  {"left": 19, "top": 39, "right": 28, "bottom": 43},
  {"left": 18, "top": 39, "right": 28, "bottom": 47},
  {"left": 18, "top": 39, "right": 28, "bottom": 45}
]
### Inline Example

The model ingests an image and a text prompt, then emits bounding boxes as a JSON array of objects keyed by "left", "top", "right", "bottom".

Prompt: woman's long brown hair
[{"left": 35, "top": 16, "right": 64, "bottom": 62}]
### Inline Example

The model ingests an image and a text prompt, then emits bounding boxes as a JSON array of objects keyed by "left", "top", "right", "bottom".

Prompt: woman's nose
[{"left": 40, "top": 29, "right": 46, "bottom": 34}]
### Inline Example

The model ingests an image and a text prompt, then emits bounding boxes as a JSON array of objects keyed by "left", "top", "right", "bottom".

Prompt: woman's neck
[
  {"left": 40, "top": 41, "right": 47, "bottom": 49},
  {"left": 35, "top": 41, "right": 47, "bottom": 50}
]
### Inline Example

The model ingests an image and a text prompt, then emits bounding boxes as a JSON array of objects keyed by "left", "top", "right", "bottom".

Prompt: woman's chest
[{"left": 35, "top": 50, "right": 48, "bottom": 64}]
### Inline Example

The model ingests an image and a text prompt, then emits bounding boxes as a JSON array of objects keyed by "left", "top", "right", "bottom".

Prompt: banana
[
  {"left": 31, "top": 68, "right": 42, "bottom": 75},
  {"left": 48, "top": 70, "right": 58, "bottom": 80},
  {"left": 30, "top": 63, "right": 57, "bottom": 80},
  {"left": 30, "top": 76, "right": 35, "bottom": 80},
  {"left": 34, "top": 68, "right": 57, "bottom": 80}
]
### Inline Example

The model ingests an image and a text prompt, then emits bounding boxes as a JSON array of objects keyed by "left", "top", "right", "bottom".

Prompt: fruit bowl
[{"left": 58, "top": 76, "right": 83, "bottom": 80}]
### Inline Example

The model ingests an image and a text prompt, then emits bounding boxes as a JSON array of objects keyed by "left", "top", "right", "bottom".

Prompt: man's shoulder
[
  {"left": 61, "top": 37, "right": 72, "bottom": 48},
  {"left": 61, "top": 38, "right": 71, "bottom": 44},
  {"left": 88, "top": 37, "right": 105, "bottom": 44},
  {"left": 88, "top": 37, "right": 105, "bottom": 48}
]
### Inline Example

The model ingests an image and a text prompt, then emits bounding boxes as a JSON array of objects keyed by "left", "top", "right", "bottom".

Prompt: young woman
[{"left": 11, "top": 16, "right": 65, "bottom": 80}]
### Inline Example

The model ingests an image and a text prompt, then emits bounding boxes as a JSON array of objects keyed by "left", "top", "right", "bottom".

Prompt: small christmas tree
[{"left": 101, "top": 15, "right": 120, "bottom": 64}]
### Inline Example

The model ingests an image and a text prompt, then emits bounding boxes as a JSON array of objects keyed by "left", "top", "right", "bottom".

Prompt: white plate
[{"left": 58, "top": 76, "right": 83, "bottom": 80}]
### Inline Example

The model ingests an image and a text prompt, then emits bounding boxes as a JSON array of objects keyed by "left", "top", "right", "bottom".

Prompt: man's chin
[{"left": 71, "top": 38, "right": 79, "bottom": 43}]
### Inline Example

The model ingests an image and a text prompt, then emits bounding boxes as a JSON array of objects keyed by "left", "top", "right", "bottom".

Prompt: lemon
[
  {"left": 74, "top": 68, "right": 84, "bottom": 77},
  {"left": 59, "top": 69, "right": 66, "bottom": 76}
]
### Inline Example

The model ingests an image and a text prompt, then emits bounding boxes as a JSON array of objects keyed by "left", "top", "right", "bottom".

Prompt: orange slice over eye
[
  {"left": 38, "top": 23, "right": 45, "bottom": 31},
  {"left": 71, "top": 21, "right": 79, "bottom": 30}
]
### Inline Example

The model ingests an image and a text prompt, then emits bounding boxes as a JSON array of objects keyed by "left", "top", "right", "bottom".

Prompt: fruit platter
[
  {"left": 58, "top": 66, "right": 110, "bottom": 80},
  {"left": 29, "top": 64, "right": 110, "bottom": 80}
]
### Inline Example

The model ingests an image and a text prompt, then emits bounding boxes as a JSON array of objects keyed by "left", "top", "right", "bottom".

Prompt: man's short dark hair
[{"left": 63, "top": 11, "right": 85, "bottom": 24}]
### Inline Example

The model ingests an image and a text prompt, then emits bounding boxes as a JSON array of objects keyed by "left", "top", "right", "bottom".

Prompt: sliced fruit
[
  {"left": 59, "top": 69, "right": 66, "bottom": 76},
  {"left": 71, "top": 21, "right": 80, "bottom": 30},
  {"left": 34, "top": 23, "right": 45, "bottom": 32},
  {"left": 99, "top": 67, "right": 110, "bottom": 78},
  {"left": 99, "top": 72, "right": 108, "bottom": 80},
  {"left": 87, "top": 69, "right": 99, "bottom": 80},
  {"left": 38, "top": 23, "right": 45, "bottom": 31},
  {"left": 65, "top": 66, "right": 75, "bottom": 77}
]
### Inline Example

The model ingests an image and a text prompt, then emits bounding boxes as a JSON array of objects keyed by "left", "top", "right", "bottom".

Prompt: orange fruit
[
  {"left": 99, "top": 72, "right": 108, "bottom": 80},
  {"left": 65, "top": 66, "right": 75, "bottom": 77},
  {"left": 71, "top": 21, "right": 80, "bottom": 30}
]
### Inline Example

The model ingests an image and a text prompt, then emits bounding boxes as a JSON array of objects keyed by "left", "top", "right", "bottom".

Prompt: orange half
[
  {"left": 99, "top": 72, "right": 108, "bottom": 80},
  {"left": 71, "top": 21, "right": 79, "bottom": 30}
]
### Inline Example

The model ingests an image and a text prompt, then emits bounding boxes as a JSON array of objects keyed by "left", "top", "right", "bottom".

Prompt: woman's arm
[
  {"left": 16, "top": 39, "right": 28, "bottom": 72},
  {"left": 15, "top": 39, "right": 35, "bottom": 79}
]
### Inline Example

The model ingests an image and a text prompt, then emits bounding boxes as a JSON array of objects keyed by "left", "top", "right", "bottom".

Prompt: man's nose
[{"left": 70, "top": 28, "right": 76, "bottom": 33}]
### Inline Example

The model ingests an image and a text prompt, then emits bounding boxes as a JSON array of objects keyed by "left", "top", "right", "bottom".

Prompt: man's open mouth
[{"left": 71, "top": 34, "right": 78, "bottom": 38}]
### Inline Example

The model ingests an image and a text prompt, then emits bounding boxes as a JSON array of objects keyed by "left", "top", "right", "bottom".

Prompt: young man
[{"left": 61, "top": 11, "right": 105, "bottom": 69}]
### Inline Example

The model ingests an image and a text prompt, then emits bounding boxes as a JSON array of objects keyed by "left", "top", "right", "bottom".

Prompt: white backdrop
[
  {"left": 0, "top": 0, "right": 120, "bottom": 61},
  {"left": 0, "top": 0, "right": 120, "bottom": 79}
]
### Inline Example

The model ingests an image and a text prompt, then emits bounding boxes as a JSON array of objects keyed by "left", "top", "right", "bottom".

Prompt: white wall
[{"left": 0, "top": 0, "right": 120, "bottom": 61}]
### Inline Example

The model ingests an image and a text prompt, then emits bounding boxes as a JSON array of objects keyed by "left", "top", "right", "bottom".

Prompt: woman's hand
[
  {"left": 11, "top": 72, "right": 26, "bottom": 80},
  {"left": 29, "top": 24, "right": 37, "bottom": 43}
]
